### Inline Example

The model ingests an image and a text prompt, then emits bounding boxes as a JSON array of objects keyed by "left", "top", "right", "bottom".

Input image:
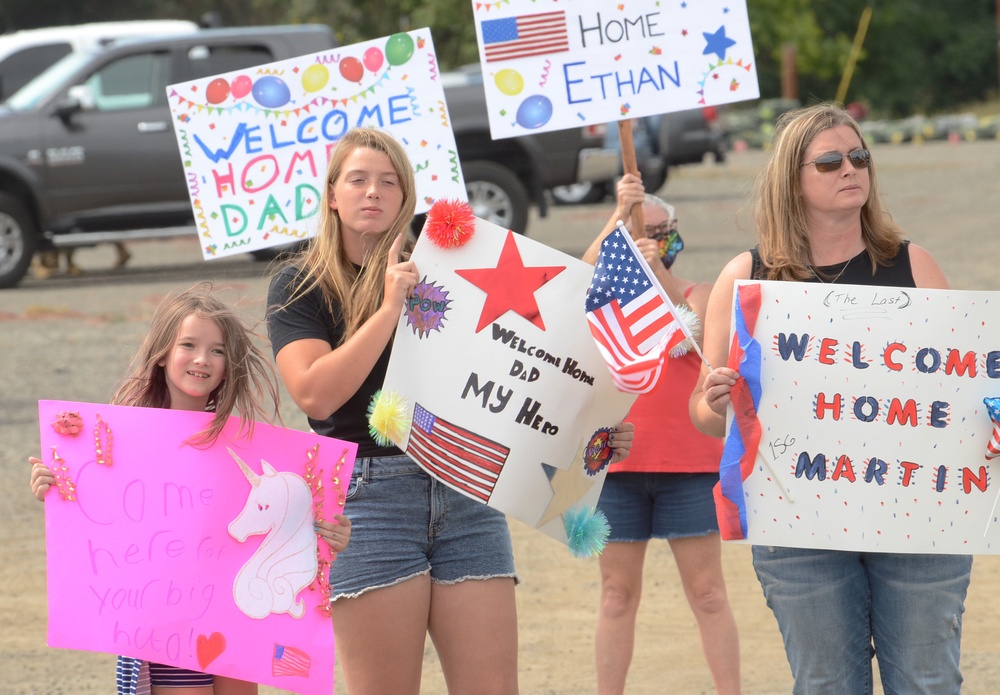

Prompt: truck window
[
  {"left": 185, "top": 44, "right": 275, "bottom": 80},
  {"left": 0, "top": 42, "right": 73, "bottom": 100},
  {"left": 83, "top": 51, "right": 171, "bottom": 111}
]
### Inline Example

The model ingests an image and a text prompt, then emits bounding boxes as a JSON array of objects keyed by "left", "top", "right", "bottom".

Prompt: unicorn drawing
[{"left": 227, "top": 448, "right": 318, "bottom": 620}]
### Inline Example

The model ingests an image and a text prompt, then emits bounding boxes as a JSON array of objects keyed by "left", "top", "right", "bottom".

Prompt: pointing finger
[{"left": 388, "top": 232, "right": 405, "bottom": 265}]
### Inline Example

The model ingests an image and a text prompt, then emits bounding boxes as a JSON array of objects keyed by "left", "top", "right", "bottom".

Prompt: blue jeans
[{"left": 752, "top": 546, "right": 972, "bottom": 695}]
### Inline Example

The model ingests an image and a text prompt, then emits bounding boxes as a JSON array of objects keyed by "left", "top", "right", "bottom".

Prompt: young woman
[
  {"left": 29, "top": 283, "right": 351, "bottom": 695},
  {"left": 583, "top": 174, "right": 740, "bottom": 695},
  {"left": 690, "top": 104, "right": 970, "bottom": 694},
  {"left": 266, "top": 127, "right": 635, "bottom": 694}
]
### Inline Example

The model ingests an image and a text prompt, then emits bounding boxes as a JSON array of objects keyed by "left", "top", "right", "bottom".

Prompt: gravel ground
[{"left": 2, "top": 140, "right": 999, "bottom": 694}]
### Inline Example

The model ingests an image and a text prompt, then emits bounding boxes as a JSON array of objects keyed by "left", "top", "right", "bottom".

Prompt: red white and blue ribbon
[{"left": 714, "top": 283, "right": 762, "bottom": 540}]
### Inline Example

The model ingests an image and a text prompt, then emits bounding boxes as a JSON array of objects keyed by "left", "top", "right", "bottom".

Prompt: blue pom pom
[{"left": 564, "top": 505, "right": 610, "bottom": 558}]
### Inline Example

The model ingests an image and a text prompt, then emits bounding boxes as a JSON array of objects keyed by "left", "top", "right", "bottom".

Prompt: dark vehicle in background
[
  {"left": 551, "top": 105, "right": 728, "bottom": 205},
  {"left": 0, "top": 33, "right": 616, "bottom": 288},
  {"left": 0, "top": 25, "right": 338, "bottom": 287}
]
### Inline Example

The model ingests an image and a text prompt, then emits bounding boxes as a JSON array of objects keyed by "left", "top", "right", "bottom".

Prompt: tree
[
  {"left": 747, "top": 0, "right": 998, "bottom": 117},
  {"left": 296, "top": 0, "right": 478, "bottom": 70},
  {"left": 1, "top": 0, "right": 995, "bottom": 116},
  {"left": 747, "top": 0, "right": 854, "bottom": 102}
]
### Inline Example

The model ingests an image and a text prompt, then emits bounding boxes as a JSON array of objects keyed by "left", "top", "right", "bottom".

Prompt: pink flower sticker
[{"left": 51, "top": 411, "right": 84, "bottom": 436}]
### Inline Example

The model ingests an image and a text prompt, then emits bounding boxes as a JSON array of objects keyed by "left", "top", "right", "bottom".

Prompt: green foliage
[
  {"left": 750, "top": 0, "right": 998, "bottom": 117},
  {"left": 287, "top": 0, "right": 479, "bottom": 70},
  {"left": 748, "top": 0, "right": 852, "bottom": 87},
  {"left": 1, "top": 0, "right": 996, "bottom": 117}
]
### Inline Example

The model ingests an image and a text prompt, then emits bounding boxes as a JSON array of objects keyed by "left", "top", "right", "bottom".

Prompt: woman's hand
[
  {"left": 383, "top": 233, "right": 419, "bottom": 310},
  {"left": 614, "top": 174, "right": 645, "bottom": 223},
  {"left": 315, "top": 513, "right": 352, "bottom": 553},
  {"left": 634, "top": 237, "right": 663, "bottom": 269},
  {"left": 702, "top": 367, "right": 740, "bottom": 416},
  {"left": 609, "top": 421, "right": 636, "bottom": 464},
  {"left": 29, "top": 457, "right": 54, "bottom": 501}
]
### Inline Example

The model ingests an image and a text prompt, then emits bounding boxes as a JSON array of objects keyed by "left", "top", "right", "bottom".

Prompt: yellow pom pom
[{"left": 367, "top": 390, "right": 410, "bottom": 447}]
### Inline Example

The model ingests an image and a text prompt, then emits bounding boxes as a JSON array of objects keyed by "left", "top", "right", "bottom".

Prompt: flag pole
[
  {"left": 616, "top": 120, "right": 711, "bottom": 370},
  {"left": 617, "top": 119, "right": 646, "bottom": 240}
]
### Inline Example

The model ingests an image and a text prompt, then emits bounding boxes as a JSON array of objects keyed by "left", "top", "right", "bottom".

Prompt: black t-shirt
[
  {"left": 750, "top": 240, "right": 915, "bottom": 287},
  {"left": 266, "top": 266, "right": 402, "bottom": 458}
]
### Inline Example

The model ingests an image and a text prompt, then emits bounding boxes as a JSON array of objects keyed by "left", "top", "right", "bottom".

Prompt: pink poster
[{"left": 37, "top": 400, "right": 354, "bottom": 694}]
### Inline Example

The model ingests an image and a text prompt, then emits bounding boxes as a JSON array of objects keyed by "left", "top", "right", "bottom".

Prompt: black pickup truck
[{"left": 0, "top": 25, "right": 616, "bottom": 288}]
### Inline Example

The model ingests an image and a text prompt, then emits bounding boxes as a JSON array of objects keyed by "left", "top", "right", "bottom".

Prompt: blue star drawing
[{"left": 703, "top": 25, "right": 736, "bottom": 60}]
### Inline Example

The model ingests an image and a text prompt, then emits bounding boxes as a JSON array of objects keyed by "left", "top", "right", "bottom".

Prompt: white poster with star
[
  {"left": 375, "top": 205, "right": 637, "bottom": 545},
  {"left": 470, "top": 0, "right": 759, "bottom": 139},
  {"left": 166, "top": 30, "right": 465, "bottom": 260}
]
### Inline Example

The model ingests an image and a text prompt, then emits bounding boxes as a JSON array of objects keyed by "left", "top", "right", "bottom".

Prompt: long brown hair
[
  {"left": 281, "top": 128, "right": 417, "bottom": 343},
  {"left": 754, "top": 103, "right": 903, "bottom": 281},
  {"left": 112, "top": 283, "right": 280, "bottom": 445}
]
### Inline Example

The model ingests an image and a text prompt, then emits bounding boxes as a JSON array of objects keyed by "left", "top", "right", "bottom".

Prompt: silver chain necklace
[{"left": 811, "top": 255, "right": 852, "bottom": 284}]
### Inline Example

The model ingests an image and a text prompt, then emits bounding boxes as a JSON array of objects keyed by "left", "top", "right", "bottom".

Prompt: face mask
[{"left": 657, "top": 228, "right": 683, "bottom": 270}]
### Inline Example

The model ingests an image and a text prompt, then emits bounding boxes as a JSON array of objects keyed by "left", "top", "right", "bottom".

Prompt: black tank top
[{"left": 749, "top": 240, "right": 914, "bottom": 288}]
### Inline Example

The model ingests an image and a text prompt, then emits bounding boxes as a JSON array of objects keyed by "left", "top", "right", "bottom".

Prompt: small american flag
[
  {"left": 408, "top": 403, "right": 510, "bottom": 502},
  {"left": 480, "top": 11, "right": 569, "bottom": 63},
  {"left": 586, "top": 227, "right": 687, "bottom": 394},
  {"left": 272, "top": 643, "right": 311, "bottom": 678}
]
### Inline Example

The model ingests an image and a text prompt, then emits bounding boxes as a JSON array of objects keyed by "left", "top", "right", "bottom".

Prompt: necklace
[{"left": 811, "top": 255, "right": 852, "bottom": 284}]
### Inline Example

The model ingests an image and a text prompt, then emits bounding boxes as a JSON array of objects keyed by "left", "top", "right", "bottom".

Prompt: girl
[
  {"left": 265, "top": 127, "right": 635, "bottom": 695},
  {"left": 29, "top": 283, "right": 351, "bottom": 695}
]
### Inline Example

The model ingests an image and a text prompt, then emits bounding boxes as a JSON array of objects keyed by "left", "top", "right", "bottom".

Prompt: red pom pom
[{"left": 423, "top": 199, "right": 476, "bottom": 248}]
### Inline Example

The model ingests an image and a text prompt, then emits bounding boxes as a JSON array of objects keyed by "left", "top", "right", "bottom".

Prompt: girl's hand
[
  {"left": 315, "top": 513, "right": 352, "bottom": 553},
  {"left": 383, "top": 233, "right": 419, "bottom": 309},
  {"left": 29, "top": 457, "right": 54, "bottom": 501},
  {"left": 609, "top": 421, "right": 636, "bottom": 464},
  {"left": 703, "top": 367, "right": 740, "bottom": 416}
]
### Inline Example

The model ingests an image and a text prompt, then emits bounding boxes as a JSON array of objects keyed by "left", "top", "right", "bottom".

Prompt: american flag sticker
[
  {"left": 408, "top": 403, "right": 510, "bottom": 502},
  {"left": 480, "top": 11, "right": 570, "bottom": 63},
  {"left": 272, "top": 643, "right": 311, "bottom": 678}
]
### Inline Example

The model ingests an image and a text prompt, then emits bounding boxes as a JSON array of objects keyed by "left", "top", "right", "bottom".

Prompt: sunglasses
[{"left": 800, "top": 148, "right": 872, "bottom": 173}]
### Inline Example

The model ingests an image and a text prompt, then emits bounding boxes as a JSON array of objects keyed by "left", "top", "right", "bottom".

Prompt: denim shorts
[
  {"left": 597, "top": 471, "right": 720, "bottom": 542},
  {"left": 329, "top": 455, "right": 518, "bottom": 600}
]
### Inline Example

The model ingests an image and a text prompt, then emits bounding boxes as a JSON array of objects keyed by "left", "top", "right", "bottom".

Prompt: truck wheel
[
  {"left": 463, "top": 160, "right": 529, "bottom": 235},
  {"left": 0, "top": 193, "right": 38, "bottom": 289},
  {"left": 642, "top": 166, "right": 667, "bottom": 194},
  {"left": 550, "top": 181, "right": 608, "bottom": 206}
]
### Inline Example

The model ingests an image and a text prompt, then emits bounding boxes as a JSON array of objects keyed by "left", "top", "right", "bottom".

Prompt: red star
[{"left": 456, "top": 231, "right": 565, "bottom": 332}]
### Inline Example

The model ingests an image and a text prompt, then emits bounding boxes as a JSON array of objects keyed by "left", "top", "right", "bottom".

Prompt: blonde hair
[
  {"left": 112, "top": 283, "right": 280, "bottom": 445},
  {"left": 753, "top": 103, "right": 903, "bottom": 281},
  {"left": 281, "top": 128, "right": 416, "bottom": 343}
]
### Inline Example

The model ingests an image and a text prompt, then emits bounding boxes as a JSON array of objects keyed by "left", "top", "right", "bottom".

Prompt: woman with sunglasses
[
  {"left": 582, "top": 174, "right": 741, "bottom": 695},
  {"left": 690, "top": 103, "right": 970, "bottom": 694}
]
